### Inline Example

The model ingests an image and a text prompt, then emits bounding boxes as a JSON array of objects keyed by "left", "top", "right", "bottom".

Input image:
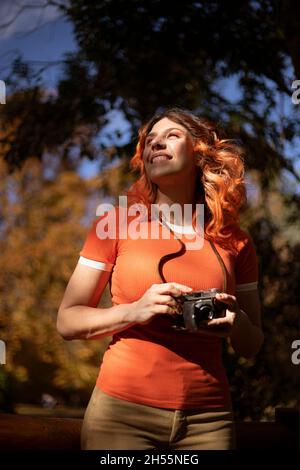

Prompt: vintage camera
[{"left": 171, "top": 288, "right": 227, "bottom": 332}]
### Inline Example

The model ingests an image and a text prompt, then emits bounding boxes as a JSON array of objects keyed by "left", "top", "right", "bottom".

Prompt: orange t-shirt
[{"left": 79, "top": 206, "right": 259, "bottom": 409}]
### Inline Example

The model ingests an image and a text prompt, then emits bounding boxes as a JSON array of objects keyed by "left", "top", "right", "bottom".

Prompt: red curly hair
[{"left": 126, "top": 107, "right": 246, "bottom": 249}]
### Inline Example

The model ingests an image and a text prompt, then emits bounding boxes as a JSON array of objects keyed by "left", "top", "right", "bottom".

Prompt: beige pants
[{"left": 81, "top": 387, "right": 236, "bottom": 450}]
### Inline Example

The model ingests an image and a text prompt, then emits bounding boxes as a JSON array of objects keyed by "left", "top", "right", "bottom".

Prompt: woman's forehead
[{"left": 149, "top": 117, "right": 187, "bottom": 134}]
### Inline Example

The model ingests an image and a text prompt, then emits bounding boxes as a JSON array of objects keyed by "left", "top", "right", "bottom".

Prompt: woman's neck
[
  {"left": 155, "top": 190, "right": 194, "bottom": 208},
  {"left": 155, "top": 185, "right": 202, "bottom": 226}
]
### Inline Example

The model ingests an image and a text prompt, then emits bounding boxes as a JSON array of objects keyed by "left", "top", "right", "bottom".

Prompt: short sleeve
[
  {"left": 79, "top": 208, "right": 119, "bottom": 272},
  {"left": 235, "top": 234, "right": 259, "bottom": 292}
]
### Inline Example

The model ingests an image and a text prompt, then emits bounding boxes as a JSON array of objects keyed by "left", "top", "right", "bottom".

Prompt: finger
[
  {"left": 216, "top": 293, "right": 237, "bottom": 309},
  {"left": 154, "top": 304, "right": 179, "bottom": 315},
  {"left": 152, "top": 285, "right": 182, "bottom": 297},
  {"left": 161, "top": 296, "right": 182, "bottom": 314},
  {"left": 153, "top": 282, "right": 192, "bottom": 291},
  {"left": 169, "top": 282, "right": 193, "bottom": 292},
  {"left": 216, "top": 293, "right": 236, "bottom": 302},
  {"left": 155, "top": 294, "right": 178, "bottom": 308},
  {"left": 206, "top": 317, "right": 230, "bottom": 327},
  {"left": 154, "top": 283, "right": 193, "bottom": 296},
  {"left": 198, "top": 315, "right": 232, "bottom": 330}
]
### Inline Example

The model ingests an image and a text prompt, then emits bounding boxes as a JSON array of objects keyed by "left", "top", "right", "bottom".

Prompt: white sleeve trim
[
  {"left": 236, "top": 281, "right": 258, "bottom": 292},
  {"left": 78, "top": 256, "right": 113, "bottom": 272}
]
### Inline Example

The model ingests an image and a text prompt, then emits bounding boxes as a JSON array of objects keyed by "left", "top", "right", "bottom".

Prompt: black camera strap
[
  {"left": 157, "top": 214, "right": 186, "bottom": 283},
  {"left": 208, "top": 240, "right": 227, "bottom": 293},
  {"left": 157, "top": 214, "right": 227, "bottom": 293}
]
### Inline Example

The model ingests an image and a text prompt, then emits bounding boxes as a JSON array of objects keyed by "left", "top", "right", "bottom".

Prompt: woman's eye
[{"left": 145, "top": 132, "right": 180, "bottom": 145}]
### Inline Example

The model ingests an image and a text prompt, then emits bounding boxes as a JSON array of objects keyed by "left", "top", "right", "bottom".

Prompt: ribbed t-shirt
[{"left": 79, "top": 206, "right": 259, "bottom": 409}]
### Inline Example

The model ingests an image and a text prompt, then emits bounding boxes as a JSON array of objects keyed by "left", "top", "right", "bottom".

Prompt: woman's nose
[{"left": 151, "top": 135, "right": 166, "bottom": 149}]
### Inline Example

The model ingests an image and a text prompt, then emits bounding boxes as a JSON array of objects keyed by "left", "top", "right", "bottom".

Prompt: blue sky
[{"left": 0, "top": 1, "right": 74, "bottom": 86}]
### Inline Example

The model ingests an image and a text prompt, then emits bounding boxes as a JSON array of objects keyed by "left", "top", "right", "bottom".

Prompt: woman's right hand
[{"left": 130, "top": 282, "right": 193, "bottom": 325}]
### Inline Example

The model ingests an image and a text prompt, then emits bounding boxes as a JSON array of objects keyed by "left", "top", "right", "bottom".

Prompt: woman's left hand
[{"left": 199, "top": 292, "right": 242, "bottom": 337}]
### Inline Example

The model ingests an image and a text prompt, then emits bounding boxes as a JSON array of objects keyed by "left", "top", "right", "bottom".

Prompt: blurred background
[{"left": 0, "top": 0, "right": 299, "bottom": 421}]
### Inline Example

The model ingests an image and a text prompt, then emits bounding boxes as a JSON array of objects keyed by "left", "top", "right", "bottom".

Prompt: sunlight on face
[{"left": 143, "top": 118, "right": 196, "bottom": 184}]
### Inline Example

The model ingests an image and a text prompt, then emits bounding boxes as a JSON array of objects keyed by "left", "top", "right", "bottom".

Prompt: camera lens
[{"left": 194, "top": 304, "right": 214, "bottom": 322}]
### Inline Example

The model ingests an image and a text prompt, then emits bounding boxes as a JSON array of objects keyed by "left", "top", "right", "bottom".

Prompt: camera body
[{"left": 171, "top": 288, "right": 227, "bottom": 332}]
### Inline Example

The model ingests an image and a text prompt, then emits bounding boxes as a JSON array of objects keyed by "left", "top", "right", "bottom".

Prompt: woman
[{"left": 57, "top": 107, "right": 263, "bottom": 450}]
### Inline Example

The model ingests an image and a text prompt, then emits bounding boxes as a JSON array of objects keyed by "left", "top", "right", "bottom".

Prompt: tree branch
[{"left": 0, "top": 1, "right": 67, "bottom": 32}]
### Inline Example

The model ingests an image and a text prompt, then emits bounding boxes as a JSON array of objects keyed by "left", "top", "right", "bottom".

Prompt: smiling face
[{"left": 142, "top": 117, "right": 196, "bottom": 185}]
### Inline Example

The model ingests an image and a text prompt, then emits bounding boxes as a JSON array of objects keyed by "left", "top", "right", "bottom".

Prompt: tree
[
  {"left": 1, "top": 0, "right": 299, "bottom": 186},
  {"left": 0, "top": 153, "right": 117, "bottom": 406}
]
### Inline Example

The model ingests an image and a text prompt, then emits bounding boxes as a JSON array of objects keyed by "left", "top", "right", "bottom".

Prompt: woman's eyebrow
[{"left": 146, "top": 127, "right": 185, "bottom": 138}]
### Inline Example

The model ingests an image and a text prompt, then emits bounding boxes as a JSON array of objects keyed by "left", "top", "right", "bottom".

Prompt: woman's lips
[{"left": 151, "top": 154, "right": 172, "bottom": 164}]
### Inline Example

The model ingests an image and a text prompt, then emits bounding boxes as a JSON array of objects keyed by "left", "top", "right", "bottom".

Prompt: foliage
[
  {"left": 2, "top": 1, "right": 299, "bottom": 186},
  {"left": 0, "top": 156, "right": 115, "bottom": 406},
  {"left": 225, "top": 176, "right": 300, "bottom": 420}
]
